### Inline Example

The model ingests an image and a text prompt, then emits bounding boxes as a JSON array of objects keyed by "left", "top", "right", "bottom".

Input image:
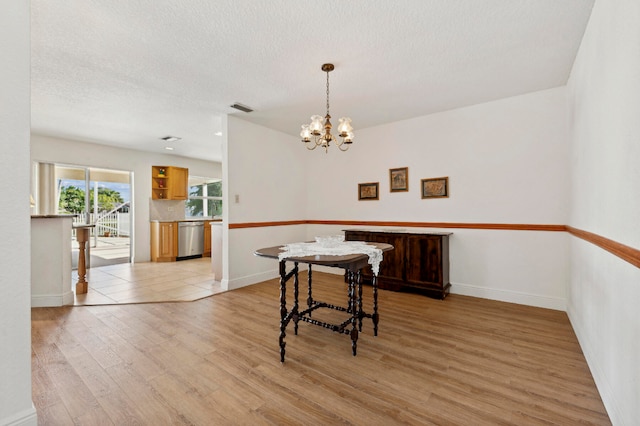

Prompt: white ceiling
[{"left": 31, "top": 0, "right": 594, "bottom": 162}]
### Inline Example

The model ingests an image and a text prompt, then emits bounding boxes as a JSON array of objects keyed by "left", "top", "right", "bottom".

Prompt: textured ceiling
[{"left": 31, "top": 0, "right": 594, "bottom": 162}]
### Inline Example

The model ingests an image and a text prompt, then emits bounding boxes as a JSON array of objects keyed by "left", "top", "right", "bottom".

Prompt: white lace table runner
[{"left": 278, "top": 241, "right": 383, "bottom": 275}]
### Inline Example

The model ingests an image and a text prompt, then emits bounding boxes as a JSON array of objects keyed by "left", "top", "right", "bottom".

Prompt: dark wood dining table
[{"left": 254, "top": 242, "right": 393, "bottom": 362}]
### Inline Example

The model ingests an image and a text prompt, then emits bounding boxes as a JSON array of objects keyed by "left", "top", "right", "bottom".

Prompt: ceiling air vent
[{"left": 230, "top": 103, "right": 253, "bottom": 113}]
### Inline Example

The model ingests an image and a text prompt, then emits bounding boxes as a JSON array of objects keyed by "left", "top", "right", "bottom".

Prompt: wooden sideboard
[{"left": 344, "top": 229, "right": 452, "bottom": 299}]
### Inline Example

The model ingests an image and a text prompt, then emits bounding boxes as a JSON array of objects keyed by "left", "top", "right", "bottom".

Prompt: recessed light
[
  {"left": 164, "top": 146, "right": 174, "bottom": 151},
  {"left": 160, "top": 136, "right": 181, "bottom": 142},
  {"left": 214, "top": 131, "right": 222, "bottom": 136}
]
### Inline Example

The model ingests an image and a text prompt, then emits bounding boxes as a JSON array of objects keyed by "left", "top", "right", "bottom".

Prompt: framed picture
[
  {"left": 421, "top": 177, "right": 449, "bottom": 199},
  {"left": 389, "top": 167, "right": 409, "bottom": 192},
  {"left": 358, "top": 182, "right": 379, "bottom": 200}
]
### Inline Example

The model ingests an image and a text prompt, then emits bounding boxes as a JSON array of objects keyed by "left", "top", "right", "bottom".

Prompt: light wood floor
[
  {"left": 72, "top": 258, "right": 224, "bottom": 306},
  {"left": 32, "top": 272, "right": 610, "bottom": 425}
]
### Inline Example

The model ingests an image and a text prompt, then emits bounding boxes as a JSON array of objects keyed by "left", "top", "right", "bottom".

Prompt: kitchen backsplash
[{"left": 149, "top": 199, "right": 185, "bottom": 221}]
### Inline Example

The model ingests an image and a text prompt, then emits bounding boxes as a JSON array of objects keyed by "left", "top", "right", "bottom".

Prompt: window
[{"left": 185, "top": 176, "right": 222, "bottom": 218}]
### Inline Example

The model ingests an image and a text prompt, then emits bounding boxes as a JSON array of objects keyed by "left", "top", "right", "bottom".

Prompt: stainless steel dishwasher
[{"left": 177, "top": 221, "right": 204, "bottom": 259}]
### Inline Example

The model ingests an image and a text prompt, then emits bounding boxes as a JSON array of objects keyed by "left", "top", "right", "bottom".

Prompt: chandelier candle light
[{"left": 300, "top": 63, "right": 354, "bottom": 153}]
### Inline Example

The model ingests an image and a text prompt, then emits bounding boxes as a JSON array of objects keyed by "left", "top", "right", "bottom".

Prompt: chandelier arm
[
  {"left": 304, "top": 139, "right": 319, "bottom": 150},
  {"left": 337, "top": 140, "right": 350, "bottom": 152}
]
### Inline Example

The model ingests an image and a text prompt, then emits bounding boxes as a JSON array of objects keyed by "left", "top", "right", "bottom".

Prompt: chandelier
[{"left": 300, "top": 63, "right": 354, "bottom": 153}]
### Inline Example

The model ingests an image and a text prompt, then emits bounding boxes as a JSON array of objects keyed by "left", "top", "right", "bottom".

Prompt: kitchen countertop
[
  {"left": 72, "top": 223, "right": 96, "bottom": 228},
  {"left": 150, "top": 218, "right": 222, "bottom": 223},
  {"left": 31, "top": 214, "right": 77, "bottom": 219}
]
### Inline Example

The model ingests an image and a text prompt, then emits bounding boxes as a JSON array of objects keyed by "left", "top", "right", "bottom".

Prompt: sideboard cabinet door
[
  {"left": 406, "top": 234, "right": 450, "bottom": 293},
  {"left": 345, "top": 230, "right": 405, "bottom": 286}
]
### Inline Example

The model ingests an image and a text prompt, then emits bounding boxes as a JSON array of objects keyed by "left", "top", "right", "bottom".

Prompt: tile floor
[{"left": 72, "top": 257, "right": 224, "bottom": 306}]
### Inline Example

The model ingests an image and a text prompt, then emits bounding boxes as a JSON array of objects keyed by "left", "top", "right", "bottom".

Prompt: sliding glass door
[{"left": 54, "top": 165, "right": 133, "bottom": 267}]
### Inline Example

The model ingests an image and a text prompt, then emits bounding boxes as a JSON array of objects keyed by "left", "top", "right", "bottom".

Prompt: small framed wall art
[
  {"left": 421, "top": 176, "right": 449, "bottom": 199},
  {"left": 358, "top": 182, "right": 379, "bottom": 200},
  {"left": 389, "top": 167, "right": 409, "bottom": 192}
]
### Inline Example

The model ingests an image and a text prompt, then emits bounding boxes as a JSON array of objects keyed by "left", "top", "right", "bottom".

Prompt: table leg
[
  {"left": 346, "top": 270, "right": 354, "bottom": 314},
  {"left": 278, "top": 260, "right": 287, "bottom": 363},
  {"left": 357, "top": 270, "right": 363, "bottom": 332},
  {"left": 293, "top": 262, "right": 300, "bottom": 335},
  {"left": 306, "top": 264, "right": 313, "bottom": 317},
  {"left": 372, "top": 273, "right": 379, "bottom": 336},
  {"left": 349, "top": 269, "right": 358, "bottom": 356}
]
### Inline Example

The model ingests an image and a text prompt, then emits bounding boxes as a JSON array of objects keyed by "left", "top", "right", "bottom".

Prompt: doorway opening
[{"left": 54, "top": 165, "right": 133, "bottom": 268}]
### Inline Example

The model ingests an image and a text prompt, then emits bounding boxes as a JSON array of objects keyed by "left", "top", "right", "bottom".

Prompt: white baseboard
[
  {"left": 450, "top": 282, "right": 566, "bottom": 311},
  {"left": 293, "top": 271, "right": 566, "bottom": 311},
  {"left": 566, "top": 306, "right": 621, "bottom": 425},
  {"left": 63, "top": 290, "right": 74, "bottom": 305},
  {"left": 2, "top": 404, "right": 37, "bottom": 426},
  {"left": 226, "top": 269, "right": 279, "bottom": 290},
  {"left": 225, "top": 269, "right": 566, "bottom": 312},
  {"left": 31, "top": 290, "right": 74, "bottom": 307},
  {"left": 220, "top": 278, "right": 229, "bottom": 291},
  {"left": 226, "top": 266, "right": 341, "bottom": 291}
]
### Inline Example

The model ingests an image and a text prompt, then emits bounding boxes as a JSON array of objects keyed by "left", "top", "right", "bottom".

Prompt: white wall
[
  {"left": 30, "top": 134, "right": 221, "bottom": 262},
  {"left": 0, "top": 2, "right": 37, "bottom": 424},
  {"left": 306, "top": 87, "right": 570, "bottom": 224},
  {"left": 223, "top": 116, "right": 308, "bottom": 289},
  {"left": 567, "top": 0, "right": 640, "bottom": 423},
  {"left": 304, "top": 87, "right": 571, "bottom": 309}
]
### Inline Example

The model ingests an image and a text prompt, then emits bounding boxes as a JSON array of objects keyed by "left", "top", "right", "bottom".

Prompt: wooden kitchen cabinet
[
  {"left": 203, "top": 220, "right": 211, "bottom": 257},
  {"left": 150, "top": 221, "right": 178, "bottom": 262},
  {"left": 344, "top": 229, "right": 452, "bottom": 299},
  {"left": 151, "top": 166, "right": 188, "bottom": 200}
]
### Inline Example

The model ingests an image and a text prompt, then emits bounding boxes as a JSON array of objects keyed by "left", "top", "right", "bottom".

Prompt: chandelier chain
[{"left": 326, "top": 70, "right": 330, "bottom": 115}]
